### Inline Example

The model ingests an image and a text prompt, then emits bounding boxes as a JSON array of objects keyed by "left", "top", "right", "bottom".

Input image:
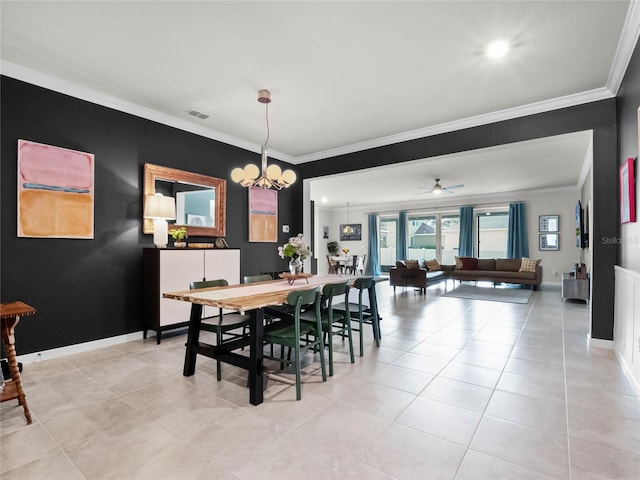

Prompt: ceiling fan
[{"left": 416, "top": 178, "right": 464, "bottom": 195}]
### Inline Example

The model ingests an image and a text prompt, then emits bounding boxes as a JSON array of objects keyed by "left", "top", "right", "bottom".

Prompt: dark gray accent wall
[
  {"left": 300, "top": 100, "right": 619, "bottom": 340},
  {"left": 616, "top": 39, "right": 640, "bottom": 272},
  {"left": 1, "top": 77, "right": 302, "bottom": 354}
]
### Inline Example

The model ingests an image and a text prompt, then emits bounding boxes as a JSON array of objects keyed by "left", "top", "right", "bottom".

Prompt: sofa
[
  {"left": 450, "top": 257, "right": 542, "bottom": 289},
  {"left": 389, "top": 259, "right": 454, "bottom": 294}
]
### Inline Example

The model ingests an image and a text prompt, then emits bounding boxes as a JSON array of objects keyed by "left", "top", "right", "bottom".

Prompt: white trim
[
  {"left": 0, "top": 60, "right": 617, "bottom": 166},
  {"left": 293, "top": 88, "right": 614, "bottom": 163},
  {"left": 606, "top": 0, "right": 640, "bottom": 95},
  {"left": 17, "top": 331, "right": 144, "bottom": 365},
  {"left": 614, "top": 348, "right": 640, "bottom": 398},
  {"left": 589, "top": 337, "right": 614, "bottom": 350},
  {"left": 0, "top": 60, "right": 295, "bottom": 164}
]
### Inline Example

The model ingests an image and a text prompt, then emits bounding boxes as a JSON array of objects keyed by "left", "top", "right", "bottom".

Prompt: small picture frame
[
  {"left": 539, "top": 215, "right": 559, "bottom": 232},
  {"left": 539, "top": 233, "right": 559, "bottom": 251},
  {"left": 620, "top": 157, "right": 636, "bottom": 224}
]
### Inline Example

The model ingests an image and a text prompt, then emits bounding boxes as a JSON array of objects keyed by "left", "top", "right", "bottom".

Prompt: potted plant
[
  {"left": 327, "top": 241, "right": 339, "bottom": 256},
  {"left": 169, "top": 226, "right": 188, "bottom": 247}
]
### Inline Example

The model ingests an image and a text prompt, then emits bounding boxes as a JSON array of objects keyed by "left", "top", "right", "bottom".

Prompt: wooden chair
[
  {"left": 189, "top": 279, "right": 252, "bottom": 381},
  {"left": 263, "top": 287, "right": 327, "bottom": 400},
  {"left": 327, "top": 255, "right": 339, "bottom": 274},
  {"left": 300, "top": 281, "right": 354, "bottom": 376}
]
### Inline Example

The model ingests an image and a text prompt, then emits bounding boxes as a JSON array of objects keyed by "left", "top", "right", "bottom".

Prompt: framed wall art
[
  {"left": 340, "top": 223, "right": 362, "bottom": 241},
  {"left": 620, "top": 157, "right": 636, "bottom": 224},
  {"left": 249, "top": 186, "right": 278, "bottom": 242},
  {"left": 539, "top": 214, "right": 559, "bottom": 232},
  {"left": 539, "top": 233, "right": 559, "bottom": 251},
  {"left": 17, "top": 139, "right": 94, "bottom": 238}
]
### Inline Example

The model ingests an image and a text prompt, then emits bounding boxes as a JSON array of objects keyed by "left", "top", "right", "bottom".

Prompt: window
[
  {"left": 379, "top": 217, "right": 398, "bottom": 272},
  {"left": 408, "top": 215, "right": 437, "bottom": 261},
  {"left": 476, "top": 211, "right": 508, "bottom": 258},
  {"left": 405, "top": 213, "right": 460, "bottom": 264}
]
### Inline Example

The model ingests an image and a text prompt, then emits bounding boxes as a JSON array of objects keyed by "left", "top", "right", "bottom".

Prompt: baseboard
[
  {"left": 589, "top": 337, "right": 614, "bottom": 349},
  {"left": 17, "top": 331, "right": 145, "bottom": 364},
  {"left": 613, "top": 348, "right": 640, "bottom": 398}
]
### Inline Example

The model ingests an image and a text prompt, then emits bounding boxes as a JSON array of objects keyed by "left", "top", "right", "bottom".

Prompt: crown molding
[
  {"left": 0, "top": 60, "right": 295, "bottom": 164},
  {"left": 0, "top": 51, "right": 624, "bottom": 167},
  {"left": 607, "top": 0, "right": 640, "bottom": 94},
  {"left": 293, "top": 87, "right": 615, "bottom": 164}
]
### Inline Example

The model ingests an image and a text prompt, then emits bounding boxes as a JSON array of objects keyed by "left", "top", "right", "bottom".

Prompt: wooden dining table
[{"left": 163, "top": 273, "right": 358, "bottom": 405}]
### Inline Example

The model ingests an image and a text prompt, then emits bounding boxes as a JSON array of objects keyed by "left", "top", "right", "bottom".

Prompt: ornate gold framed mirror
[{"left": 143, "top": 163, "right": 226, "bottom": 237}]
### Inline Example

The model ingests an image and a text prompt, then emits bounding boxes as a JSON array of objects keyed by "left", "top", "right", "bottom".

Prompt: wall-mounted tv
[{"left": 576, "top": 200, "right": 585, "bottom": 249}]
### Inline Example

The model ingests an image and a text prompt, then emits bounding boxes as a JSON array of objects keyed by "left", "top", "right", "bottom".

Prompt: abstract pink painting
[
  {"left": 18, "top": 139, "right": 94, "bottom": 238},
  {"left": 248, "top": 186, "right": 277, "bottom": 242}
]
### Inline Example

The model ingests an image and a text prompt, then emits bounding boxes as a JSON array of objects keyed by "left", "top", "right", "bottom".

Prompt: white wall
[
  {"left": 315, "top": 204, "right": 369, "bottom": 274},
  {"left": 313, "top": 188, "right": 583, "bottom": 284}
]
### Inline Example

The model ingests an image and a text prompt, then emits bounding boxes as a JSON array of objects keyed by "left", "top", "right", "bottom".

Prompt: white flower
[{"left": 278, "top": 234, "right": 312, "bottom": 260}]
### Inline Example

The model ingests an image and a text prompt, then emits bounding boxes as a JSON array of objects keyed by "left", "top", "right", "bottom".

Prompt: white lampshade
[
  {"left": 144, "top": 194, "right": 176, "bottom": 220},
  {"left": 144, "top": 194, "right": 175, "bottom": 248}
]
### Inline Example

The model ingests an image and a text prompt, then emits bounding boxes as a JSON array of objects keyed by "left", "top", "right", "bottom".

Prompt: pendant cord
[{"left": 263, "top": 101, "right": 270, "bottom": 148}]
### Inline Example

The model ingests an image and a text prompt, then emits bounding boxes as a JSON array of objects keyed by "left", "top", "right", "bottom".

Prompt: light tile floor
[{"left": 1, "top": 282, "right": 639, "bottom": 480}]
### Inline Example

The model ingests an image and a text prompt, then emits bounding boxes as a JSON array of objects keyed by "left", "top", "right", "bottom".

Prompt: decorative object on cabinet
[
  {"left": 144, "top": 194, "right": 176, "bottom": 248},
  {"left": 539, "top": 233, "right": 559, "bottom": 251},
  {"left": 169, "top": 226, "right": 188, "bottom": 247},
  {"left": 539, "top": 215, "right": 559, "bottom": 232},
  {"left": 215, "top": 237, "right": 229, "bottom": 248},
  {"left": 620, "top": 157, "right": 636, "bottom": 224},
  {"left": 249, "top": 186, "right": 277, "bottom": 242},
  {"left": 143, "top": 248, "right": 240, "bottom": 343},
  {"left": 143, "top": 163, "right": 227, "bottom": 237},
  {"left": 17, "top": 139, "right": 94, "bottom": 239},
  {"left": 230, "top": 89, "right": 296, "bottom": 190}
]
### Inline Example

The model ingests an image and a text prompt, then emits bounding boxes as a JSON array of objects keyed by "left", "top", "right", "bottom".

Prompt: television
[{"left": 575, "top": 200, "right": 585, "bottom": 249}]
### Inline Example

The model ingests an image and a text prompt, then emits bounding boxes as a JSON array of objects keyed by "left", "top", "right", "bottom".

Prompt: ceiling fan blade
[
  {"left": 444, "top": 184, "right": 464, "bottom": 190},
  {"left": 443, "top": 189, "right": 456, "bottom": 194},
  {"left": 414, "top": 190, "right": 431, "bottom": 195}
]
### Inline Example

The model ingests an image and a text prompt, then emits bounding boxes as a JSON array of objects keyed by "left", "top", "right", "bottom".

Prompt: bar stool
[{"left": 1, "top": 301, "right": 36, "bottom": 424}]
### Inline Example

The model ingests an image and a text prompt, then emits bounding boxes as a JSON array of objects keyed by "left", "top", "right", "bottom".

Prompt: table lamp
[{"left": 144, "top": 193, "right": 176, "bottom": 248}]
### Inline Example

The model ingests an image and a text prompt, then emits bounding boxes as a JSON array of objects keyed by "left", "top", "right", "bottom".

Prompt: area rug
[{"left": 441, "top": 284, "right": 532, "bottom": 304}]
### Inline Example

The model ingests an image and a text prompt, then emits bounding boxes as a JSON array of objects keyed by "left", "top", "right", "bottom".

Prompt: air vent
[{"left": 186, "top": 109, "right": 210, "bottom": 120}]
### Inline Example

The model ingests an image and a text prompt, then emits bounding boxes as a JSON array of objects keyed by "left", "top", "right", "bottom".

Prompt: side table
[
  {"left": 1, "top": 301, "right": 36, "bottom": 424},
  {"left": 561, "top": 273, "right": 590, "bottom": 304}
]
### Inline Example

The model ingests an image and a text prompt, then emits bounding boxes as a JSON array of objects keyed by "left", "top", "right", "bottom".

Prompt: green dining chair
[
  {"left": 190, "top": 279, "right": 252, "bottom": 381},
  {"left": 243, "top": 274, "right": 273, "bottom": 284},
  {"left": 332, "top": 276, "right": 381, "bottom": 357},
  {"left": 300, "top": 281, "right": 354, "bottom": 376},
  {"left": 263, "top": 287, "right": 326, "bottom": 400}
]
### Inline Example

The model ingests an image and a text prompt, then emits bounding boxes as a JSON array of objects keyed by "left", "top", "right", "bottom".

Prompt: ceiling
[{"left": 2, "top": 1, "right": 639, "bottom": 207}]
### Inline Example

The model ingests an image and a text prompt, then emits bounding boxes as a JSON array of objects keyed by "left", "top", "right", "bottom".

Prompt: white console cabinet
[{"left": 143, "top": 248, "right": 240, "bottom": 343}]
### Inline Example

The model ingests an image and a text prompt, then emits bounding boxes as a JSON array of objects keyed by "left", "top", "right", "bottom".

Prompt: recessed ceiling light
[
  {"left": 486, "top": 39, "right": 510, "bottom": 59},
  {"left": 321, "top": 197, "right": 328, "bottom": 203}
]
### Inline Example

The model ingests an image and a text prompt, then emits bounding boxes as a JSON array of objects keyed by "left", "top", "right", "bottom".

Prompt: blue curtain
[
  {"left": 365, "top": 214, "right": 380, "bottom": 276},
  {"left": 458, "top": 206, "right": 474, "bottom": 256},
  {"left": 507, "top": 202, "right": 529, "bottom": 258},
  {"left": 397, "top": 211, "right": 408, "bottom": 261}
]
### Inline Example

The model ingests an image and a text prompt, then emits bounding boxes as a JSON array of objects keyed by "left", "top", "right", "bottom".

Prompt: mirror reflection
[{"left": 143, "top": 163, "right": 226, "bottom": 237}]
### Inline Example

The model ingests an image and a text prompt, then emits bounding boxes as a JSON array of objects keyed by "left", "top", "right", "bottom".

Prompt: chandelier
[{"left": 230, "top": 90, "right": 297, "bottom": 190}]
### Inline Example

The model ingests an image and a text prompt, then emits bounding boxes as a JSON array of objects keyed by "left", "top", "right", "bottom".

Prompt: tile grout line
[{"left": 561, "top": 302, "right": 573, "bottom": 480}]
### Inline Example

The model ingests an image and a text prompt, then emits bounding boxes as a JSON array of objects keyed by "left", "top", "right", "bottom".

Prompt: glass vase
[{"left": 289, "top": 258, "right": 303, "bottom": 275}]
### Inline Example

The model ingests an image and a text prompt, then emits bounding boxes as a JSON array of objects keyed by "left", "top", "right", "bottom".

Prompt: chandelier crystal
[{"left": 230, "top": 90, "right": 296, "bottom": 190}]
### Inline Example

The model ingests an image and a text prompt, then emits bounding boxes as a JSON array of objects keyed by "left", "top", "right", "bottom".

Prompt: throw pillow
[
  {"left": 461, "top": 257, "right": 479, "bottom": 270},
  {"left": 395, "top": 260, "right": 407, "bottom": 268},
  {"left": 425, "top": 259, "right": 441, "bottom": 271},
  {"left": 519, "top": 257, "right": 541, "bottom": 272},
  {"left": 405, "top": 259, "right": 420, "bottom": 269},
  {"left": 455, "top": 256, "right": 463, "bottom": 269}
]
